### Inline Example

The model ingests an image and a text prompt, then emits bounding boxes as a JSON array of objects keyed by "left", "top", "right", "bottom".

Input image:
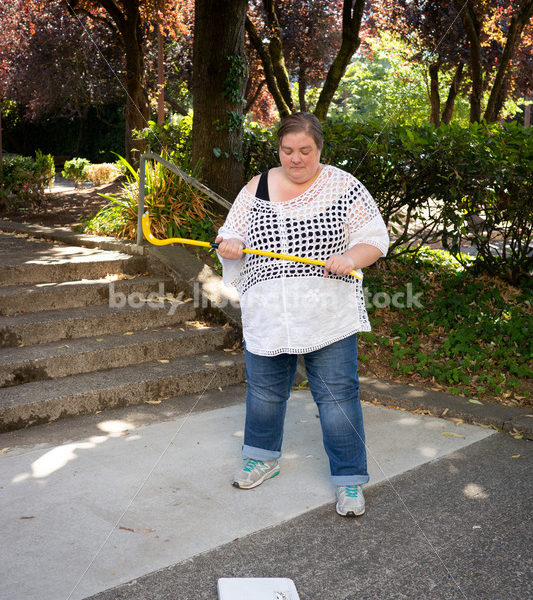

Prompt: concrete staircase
[{"left": 0, "top": 233, "right": 244, "bottom": 432}]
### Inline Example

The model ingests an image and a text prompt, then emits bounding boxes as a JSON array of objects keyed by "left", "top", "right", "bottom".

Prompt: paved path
[{"left": 0, "top": 385, "right": 507, "bottom": 600}]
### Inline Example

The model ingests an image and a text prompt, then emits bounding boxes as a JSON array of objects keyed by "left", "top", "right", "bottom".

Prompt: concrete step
[
  {"left": 0, "top": 350, "right": 245, "bottom": 432},
  {"left": 0, "top": 276, "right": 176, "bottom": 316},
  {"left": 0, "top": 300, "right": 197, "bottom": 348},
  {"left": 0, "top": 324, "right": 235, "bottom": 387},
  {"left": 1, "top": 247, "right": 146, "bottom": 286}
]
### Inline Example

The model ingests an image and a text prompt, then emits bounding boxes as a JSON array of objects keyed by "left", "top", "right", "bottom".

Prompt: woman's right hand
[{"left": 215, "top": 237, "right": 245, "bottom": 260}]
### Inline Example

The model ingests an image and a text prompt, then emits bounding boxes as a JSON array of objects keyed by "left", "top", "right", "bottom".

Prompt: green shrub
[
  {"left": 62, "top": 157, "right": 90, "bottom": 186},
  {"left": 136, "top": 115, "right": 193, "bottom": 167},
  {"left": 1, "top": 155, "right": 35, "bottom": 190},
  {"left": 35, "top": 150, "right": 55, "bottom": 190},
  {"left": 0, "top": 151, "right": 53, "bottom": 207},
  {"left": 323, "top": 120, "right": 532, "bottom": 284}
]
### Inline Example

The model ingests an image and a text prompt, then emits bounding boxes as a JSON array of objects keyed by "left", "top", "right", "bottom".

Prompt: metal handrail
[{"left": 136, "top": 151, "right": 232, "bottom": 247}]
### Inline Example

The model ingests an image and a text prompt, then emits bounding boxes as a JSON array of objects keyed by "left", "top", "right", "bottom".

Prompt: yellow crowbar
[{"left": 142, "top": 213, "right": 363, "bottom": 280}]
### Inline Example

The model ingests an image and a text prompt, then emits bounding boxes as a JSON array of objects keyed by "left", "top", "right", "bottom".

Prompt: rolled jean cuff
[
  {"left": 242, "top": 444, "right": 281, "bottom": 461},
  {"left": 331, "top": 474, "right": 370, "bottom": 486}
]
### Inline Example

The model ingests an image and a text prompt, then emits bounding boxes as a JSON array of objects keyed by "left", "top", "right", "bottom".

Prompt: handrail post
[{"left": 136, "top": 154, "right": 146, "bottom": 247}]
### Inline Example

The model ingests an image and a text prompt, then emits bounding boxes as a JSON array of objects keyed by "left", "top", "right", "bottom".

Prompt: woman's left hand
[{"left": 324, "top": 254, "right": 355, "bottom": 277}]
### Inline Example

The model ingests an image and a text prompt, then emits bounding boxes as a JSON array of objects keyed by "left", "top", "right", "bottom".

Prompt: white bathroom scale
[{"left": 217, "top": 577, "right": 300, "bottom": 600}]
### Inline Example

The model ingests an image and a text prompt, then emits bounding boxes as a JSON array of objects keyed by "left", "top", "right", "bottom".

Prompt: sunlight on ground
[
  {"left": 417, "top": 445, "right": 438, "bottom": 458},
  {"left": 97, "top": 419, "right": 133, "bottom": 434},
  {"left": 397, "top": 416, "right": 420, "bottom": 426},
  {"left": 10, "top": 423, "right": 135, "bottom": 484},
  {"left": 28, "top": 437, "right": 106, "bottom": 480},
  {"left": 463, "top": 482, "right": 488, "bottom": 499}
]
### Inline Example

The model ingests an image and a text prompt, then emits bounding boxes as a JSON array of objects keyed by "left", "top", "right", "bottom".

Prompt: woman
[{"left": 216, "top": 113, "right": 389, "bottom": 517}]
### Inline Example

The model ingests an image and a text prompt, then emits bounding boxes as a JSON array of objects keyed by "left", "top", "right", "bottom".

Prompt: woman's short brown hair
[{"left": 277, "top": 112, "right": 324, "bottom": 151}]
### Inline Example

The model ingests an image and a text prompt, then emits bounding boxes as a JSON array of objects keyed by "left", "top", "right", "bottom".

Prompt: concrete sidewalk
[{"left": 1, "top": 385, "right": 499, "bottom": 600}]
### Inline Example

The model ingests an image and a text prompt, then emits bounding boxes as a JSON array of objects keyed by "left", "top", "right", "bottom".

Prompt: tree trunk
[
  {"left": 192, "top": 0, "right": 248, "bottom": 200},
  {"left": 441, "top": 62, "right": 464, "bottom": 125},
  {"left": 454, "top": 0, "right": 483, "bottom": 123},
  {"left": 484, "top": 1, "right": 533, "bottom": 122},
  {"left": 157, "top": 23, "right": 165, "bottom": 125},
  {"left": 0, "top": 105, "right": 3, "bottom": 188},
  {"left": 245, "top": 16, "right": 291, "bottom": 117},
  {"left": 429, "top": 62, "right": 441, "bottom": 127},
  {"left": 122, "top": 5, "right": 149, "bottom": 164},
  {"left": 313, "top": 0, "right": 366, "bottom": 121}
]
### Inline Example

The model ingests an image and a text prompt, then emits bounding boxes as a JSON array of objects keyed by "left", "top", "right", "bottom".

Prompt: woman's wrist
[{"left": 342, "top": 254, "right": 356, "bottom": 269}]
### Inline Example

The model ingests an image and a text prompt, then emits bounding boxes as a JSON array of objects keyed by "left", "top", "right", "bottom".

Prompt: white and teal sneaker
[
  {"left": 336, "top": 485, "right": 365, "bottom": 517},
  {"left": 232, "top": 458, "right": 280, "bottom": 489}
]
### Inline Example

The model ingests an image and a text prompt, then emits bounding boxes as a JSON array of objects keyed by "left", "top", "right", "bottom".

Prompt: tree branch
[
  {"left": 453, "top": 0, "right": 483, "bottom": 122},
  {"left": 69, "top": 6, "right": 118, "bottom": 37},
  {"left": 484, "top": 0, "right": 533, "bottom": 122},
  {"left": 245, "top": 78, "right": 267, "bottom": 113},
  {"left": 261, "top": 0, "right": 294, "bottom": 112},
  {"left": 313, "top": 0, "right": 366, "bottom": 121},
  {"left": 98, "top": 0, "right": 126, "bottom": 33},
  {"left": 441, "top": 62, "right": 465, "bottom": 124},
  {"left": 245, "top": 15, "right": 291, "bottom": 116},
  {"left": 164, "top": 93, "right": 188, "bottom": 116}
]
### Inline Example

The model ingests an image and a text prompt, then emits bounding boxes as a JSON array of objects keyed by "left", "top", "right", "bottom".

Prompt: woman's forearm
[{"left": 343, "top": 243, "right": 384, "bottom": 270}]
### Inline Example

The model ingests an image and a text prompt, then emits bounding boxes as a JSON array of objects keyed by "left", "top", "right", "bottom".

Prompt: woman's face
[{"left": 278, "top": 130, "right": 321, "bottom": 185}]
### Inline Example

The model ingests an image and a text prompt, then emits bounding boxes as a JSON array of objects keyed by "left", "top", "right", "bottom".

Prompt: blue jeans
[{"left": 242, "top": 334, "right": 369, "bottom": 485}]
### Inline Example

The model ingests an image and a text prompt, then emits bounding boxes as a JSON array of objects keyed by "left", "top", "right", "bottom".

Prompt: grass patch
[{"left": 359, "top": 248, "right": 532, "bottom": 408}]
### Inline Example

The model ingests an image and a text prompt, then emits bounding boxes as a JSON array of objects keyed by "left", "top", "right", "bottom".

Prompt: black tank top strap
[{"left": 255, "top": 170, "right": 270, "bottom": 201}]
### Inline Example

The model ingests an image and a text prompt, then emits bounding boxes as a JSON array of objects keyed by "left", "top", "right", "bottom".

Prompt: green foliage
[
  {"left": 35, "top": 150, "right": 55, "bottom": 189},
  {"left": 0, "top": 151, "right": 54, "bottom": 208},
  {"left": 136, "top": 114, "right": 193, "bottom": 166},
  {"left": 222, "top": 55, "right": 246, "bottom": 105},
  {"left": 1, "top": 155, "right": 35, "bottom": 190},
  {"left": 361, "top": 248, "right": 532, "bottom": 405},
  {"left": 242, "top": 121, "right": 278, "bottom": 178},
  {"left": 332, "top": 33, "right": 461, "bottom": 126},
  {"left": 84, "top": 152, "right": 218, "bottom": 243},
  {"left": 328, "top": 32, "right": 521, "bottom": 127},
  {"left": 62, "top": 158, "right": 91, "bottom": 186},
  {"left": 324, "top": 119, "right": 532, "bottom": 283}
]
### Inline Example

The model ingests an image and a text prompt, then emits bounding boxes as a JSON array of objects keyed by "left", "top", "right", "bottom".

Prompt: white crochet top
[{"left": 218, "top": 165, "right": 389, "bottom": 356}]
